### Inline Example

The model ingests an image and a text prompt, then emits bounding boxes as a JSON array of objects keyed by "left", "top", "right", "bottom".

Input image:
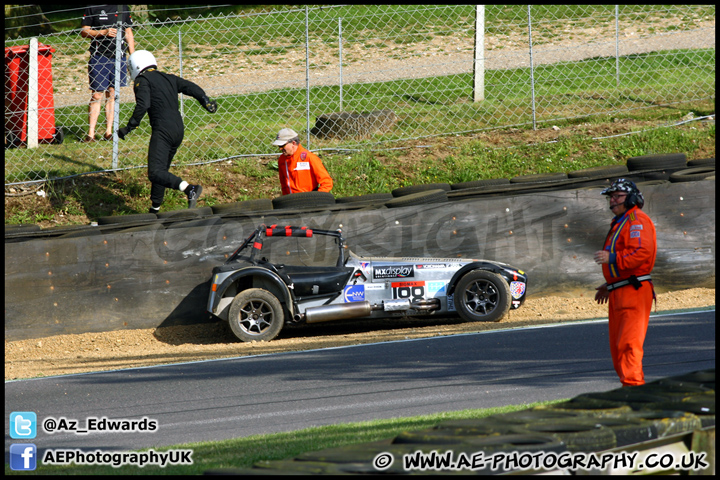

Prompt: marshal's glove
[
  {"left": 117, "top": 126, "right": 130, "bottom": 140},
  {"left": 200, "top": 96, "right": 218, "bottom": 113}
]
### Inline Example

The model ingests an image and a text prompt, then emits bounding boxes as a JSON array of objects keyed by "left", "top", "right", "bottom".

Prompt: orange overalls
[
  {"left": 601, "top": 206, "right": 657, "bottom": 386},
  {"left": 278, "top": 145, "right": 334, "bottom": 195}
]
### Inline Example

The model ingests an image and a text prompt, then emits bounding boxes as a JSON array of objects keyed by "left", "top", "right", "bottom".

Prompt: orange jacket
[
  {"left": 601, "top": 205, "right": 657, "bottom": 283},
  {"left": 278, "top": 145, "right": 333, "bottom": 195}
]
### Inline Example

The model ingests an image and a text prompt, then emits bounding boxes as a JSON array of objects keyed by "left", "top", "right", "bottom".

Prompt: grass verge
[
  {"left": 6, "top": 400, "right": 566, "bottom": 475},
  {"left": 4, "top": 112, "right": 715, "bottom": 227}
]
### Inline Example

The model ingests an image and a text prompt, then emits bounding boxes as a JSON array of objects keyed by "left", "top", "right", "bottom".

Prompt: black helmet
[{"left": 601, "top": 178, "right": 644, "bottom": 209}]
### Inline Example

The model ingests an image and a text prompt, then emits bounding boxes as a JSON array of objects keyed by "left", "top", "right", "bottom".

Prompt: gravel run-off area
[{"left": 5, "top": 288, "right": 714, "bottom": 381}]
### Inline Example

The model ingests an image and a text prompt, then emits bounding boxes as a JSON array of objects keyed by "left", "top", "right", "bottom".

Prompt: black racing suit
[{"left": 125, "top": 68, "right": 208, "bottom": 207}]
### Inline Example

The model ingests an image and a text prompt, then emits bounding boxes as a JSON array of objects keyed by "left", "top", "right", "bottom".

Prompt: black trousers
[{"left": 147, "top": 128, "right": 184, "bottom": 206}]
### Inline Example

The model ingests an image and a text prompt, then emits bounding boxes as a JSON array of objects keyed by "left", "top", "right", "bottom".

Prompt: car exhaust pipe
[{"left": 299, "top": 301, "right": 378, "bottom": 324}]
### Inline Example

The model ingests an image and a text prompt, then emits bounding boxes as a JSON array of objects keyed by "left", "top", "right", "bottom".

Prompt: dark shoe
[
  {"left": 148, "top": 206, "right": 160, "bottom": 214},
  {"left": 185, "top": 185, "right": 203, "bottom": 209},
  {"left": 81, "top": 135, "right": 95, "bottom": 143},
  {"left": 102, "top": 133, "right": 113, "bottom": 141}
]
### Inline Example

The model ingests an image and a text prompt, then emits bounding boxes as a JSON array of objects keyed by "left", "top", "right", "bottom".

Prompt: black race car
[{"left": 208, "top": 224, "right": 528, "bottom": 342}]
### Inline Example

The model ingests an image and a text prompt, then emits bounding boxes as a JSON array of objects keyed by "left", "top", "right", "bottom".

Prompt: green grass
[
  {"left": 6, "top": 400, "right": 566, "bottom": 475},
  {"left": 3, "top": 114, "right": 714, "bottom": 224},
  {"left": 3, "top": 47, "right": 714, "bottom": 185}
]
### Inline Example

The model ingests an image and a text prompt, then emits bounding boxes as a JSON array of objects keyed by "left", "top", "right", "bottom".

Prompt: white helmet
[{"left": 128, "top": 50, "right": 157, "bottom": 80}]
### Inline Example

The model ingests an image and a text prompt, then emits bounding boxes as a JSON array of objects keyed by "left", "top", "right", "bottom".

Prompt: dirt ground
[{"left": 4, "top": 287, "right": 714, "bottom": 381}]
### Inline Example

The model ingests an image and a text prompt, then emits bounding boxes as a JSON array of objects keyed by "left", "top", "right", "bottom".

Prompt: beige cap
[{"left": 272, "top": 128, "right": 298, "bottom": 146}]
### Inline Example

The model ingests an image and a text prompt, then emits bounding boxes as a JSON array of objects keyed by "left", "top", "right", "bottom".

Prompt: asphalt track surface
[{"left": 5, "top": 310, "right": 715, "bottom": 463}]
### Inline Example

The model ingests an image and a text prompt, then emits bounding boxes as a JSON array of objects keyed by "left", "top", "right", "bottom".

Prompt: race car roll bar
[{"left": 225, "top": 224, "right": 346, "bottom": 267}]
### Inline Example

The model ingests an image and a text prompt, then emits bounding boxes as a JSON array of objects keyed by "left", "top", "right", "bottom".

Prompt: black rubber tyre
[
  {"left": 576, "top": 389, "right": 670, "bottom": 409},
  {"left": 666, "top": 368, "right": 715, "bottom": 386},
  {"left": 464, "top": 433, "right": 567, "bottom": 454},
  {"left": 211, "top": 198, "right": 273, "bottom": 215},
  {"left": 587, "top": 416, "right": 658, "bottom": 448},
  {"left": 635, "top": 180, "right": 670, "bottom": 187},
  {"left": 615, "top": 410, "right": 702, "bottom": 437},
  {"left": 228, "top": 288, "right": 284, "bottom": 342},
  {"left": 450, "top": 178, "right": 511, "bottom": 190},
  {"left": 5, "top": 224, "right": 41, "bottom": 234},
  {"left": 568, "top": 164, "right": 628, "bottom": 179},
  {"left": 384, "top": 189, "right": 447, "bottom": 208},
  {"left": 251, "top": 458, "right": 346, "bottom": 475},
  {"left": 97, "top": 213, "right": 158, "bottom": 225},
  {"left": 165, "top": 216, "right": 222, "bottom": 230},
  {"left": 646, "top": 378, "right": 713, "bottom": 393},
  {"left": 5, "top": 132, "right": 21, "bottom": 149},
  {"left": 157, "top": 206, "right": 213, "bottom": 219},
  {"left": 546, "top": 398, "right": 632, "bottom": 416},
  {"left": 57, "top": 225, "right": 103, "bottom": 238},
  {"left": 335, "top": 193, "right": 393, "bottom": 204},
  {"left": 687, "top": 157, "right": 715, "bottom": 167},
  {"left": 454, "top": 270, "right": 511, "bottom": 323},
  {"left": 271, "top": 191, "right": 335, "bottom": 210},
  {"left": 392, "top": 427, "right": 503, "bottom": 445},
  {"left": 391, "top": 183, "right": 451, "bottom": 197},
  {"left": 118, "top": 223, "right": 164, "bottom": 234},
  {"left": 436, "top": 417, "right": 513, "bottom": 430},
  {"left": 295, "top": 443, "right": 420, "bottom": 474},
  {"left": 668, "top": 166, "right": 715, "bottom": 183},
  {"left": 626, "top": 153, "right": 687, "bottom": 171},
  {"left": 52, "top": 126, "right": 65, "bottom": 145},
  {"left": 510, "top": 420, "right": 617, "bottom": 452},
  {"left": 495, "top": 408, "right": 585, "bottom": 424},
  {"left": 643, "top": 395, "right": 715, "bottom": 428},
  {"left": 510, "top": 172, "right": 567, "bottom": 183}
]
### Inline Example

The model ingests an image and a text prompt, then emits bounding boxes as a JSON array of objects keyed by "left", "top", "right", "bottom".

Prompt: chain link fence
[{"left": 5, "top": 5, "right": 715, "bottom": 186}]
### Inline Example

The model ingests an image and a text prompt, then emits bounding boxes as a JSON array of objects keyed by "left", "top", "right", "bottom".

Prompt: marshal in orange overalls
[
  {"left": 601, "top": 205, "right": 657, "bottom": 386},
  {"left": 278, "top": 145, "right": 333, "bottom": 195}
]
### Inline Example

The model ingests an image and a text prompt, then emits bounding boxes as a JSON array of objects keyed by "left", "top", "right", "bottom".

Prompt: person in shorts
[{"left": 80, "top": 5, "right": 135, "bottom": 142}]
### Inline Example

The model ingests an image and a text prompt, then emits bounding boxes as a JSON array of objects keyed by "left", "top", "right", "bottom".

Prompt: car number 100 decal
[
  {"left": 392, "top": 281, "right": 425, "bottom": 301},
  {"left": 391, "top": 281, "right": 449, "bottom": 301}
]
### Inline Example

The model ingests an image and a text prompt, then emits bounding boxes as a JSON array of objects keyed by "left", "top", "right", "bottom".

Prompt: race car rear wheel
[
  {"left": 455, "top": 270, "right": 511, "bottom": 323},
  {"left": 228, "top": 288, "right": 284, "bottom": 342}
]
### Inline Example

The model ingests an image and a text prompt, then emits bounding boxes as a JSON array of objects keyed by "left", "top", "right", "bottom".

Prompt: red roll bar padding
[{"left": 265, "top": 225, "right": 313, "bottom": 238}]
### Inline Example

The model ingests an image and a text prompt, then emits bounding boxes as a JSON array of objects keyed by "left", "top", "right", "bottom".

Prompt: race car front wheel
[
  {"left": 455, "top": 270, "right": 511, "bottom": 323},
  {"left": 228, "top": 288, "right": 284, "bottom": 342}
]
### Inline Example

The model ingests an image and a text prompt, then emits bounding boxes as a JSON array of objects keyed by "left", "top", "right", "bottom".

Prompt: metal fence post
[
  {"left": 527, "top": 5, "right": 537, "bottom": 130},
  {"left": 27, "top": 37, "right": 39, "bottom": 149},
  {"left": 112, "top": 21, "right": 122, "bottom": 169},
  {"left": 615, "top": 5, "right": 620, "bottom": 87},
  {"left": 339, "top": 17, "right": 344, "bottom": 111},
  {"left": 473, "top": 5, "right": 485, "bottom": 102},
  {"left": 179, "top": 27, "right": 185, "bottom": 118},
  {"left": 305, "top": 5, "right": 311, "bottom": 148}
]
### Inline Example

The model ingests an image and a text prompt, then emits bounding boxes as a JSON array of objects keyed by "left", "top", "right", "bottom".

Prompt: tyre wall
[{"left": 4, "top": 180, "right": 714, "bottom": 340}]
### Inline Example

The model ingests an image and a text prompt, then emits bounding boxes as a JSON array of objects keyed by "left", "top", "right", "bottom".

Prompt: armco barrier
[{"left": 4, "top": 180, "right": 714, "bottom": 341}]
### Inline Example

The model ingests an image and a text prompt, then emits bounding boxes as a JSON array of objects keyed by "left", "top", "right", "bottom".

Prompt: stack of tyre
[
  {"left": 223, "top": 369, "right": 714, "bottom": 475},
  {"left": 5, "top": 153, "right": 714, "bottom": 240}
]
